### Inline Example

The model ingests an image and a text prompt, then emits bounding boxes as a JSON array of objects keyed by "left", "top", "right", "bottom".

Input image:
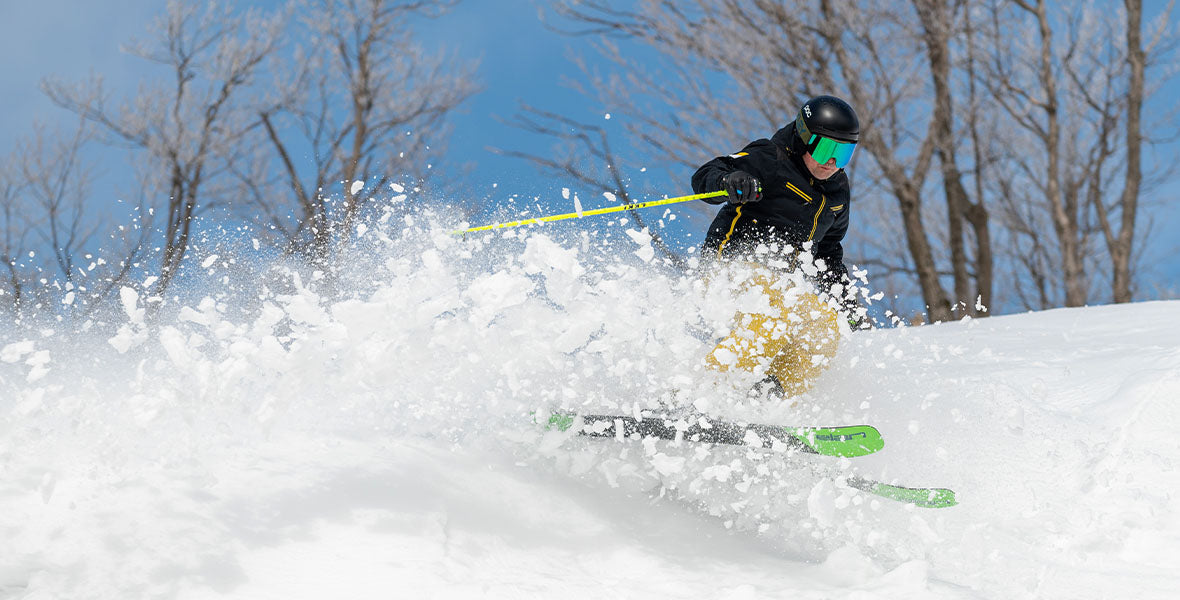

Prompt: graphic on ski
[
  {"left": 544, "top": 412, "right": 884, "bottom": 458},
  {"left": 845, "top": 475, "right": 958, "bottom": 508}
]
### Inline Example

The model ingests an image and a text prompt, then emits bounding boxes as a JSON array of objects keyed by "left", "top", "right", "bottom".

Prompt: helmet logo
[{"left": 803, "top": 104, "right": 812, "bottom": 118}]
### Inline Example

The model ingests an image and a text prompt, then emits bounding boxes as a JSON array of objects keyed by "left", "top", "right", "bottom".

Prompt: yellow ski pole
[{"left": 453, "top": 190, "right": 728, "bottom": 235}]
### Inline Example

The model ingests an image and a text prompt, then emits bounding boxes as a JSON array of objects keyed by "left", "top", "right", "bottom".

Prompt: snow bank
[{"left": 1, "top": 217, "right": 1177, "bottom": 599}]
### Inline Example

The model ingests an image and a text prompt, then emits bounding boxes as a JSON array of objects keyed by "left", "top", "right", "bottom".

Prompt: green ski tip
[
  {"left": 849, "top": 477, "right": 958, "bottom": 508},
  {"left": 546, "top": 412, "right": 576, "bottom": 432},
  {"left": 787, "top": 425, "right": 884, "bottom": 458}
]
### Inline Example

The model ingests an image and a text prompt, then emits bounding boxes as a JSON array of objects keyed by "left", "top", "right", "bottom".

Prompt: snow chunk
[
  {"left": 25, "top": 350, "right": 51, "bottom": 382},
  {"left": 1, "top": 340, "right": 35, "bottom": 363},
  {"left": 741, "top": 429, "right": 766, "bottom": 448},
  {"left": 820, "top": 545, "right": 885, "bottom": 585},
  {"left": 521, "top": 236, "right": 584, "bottom": 279},
  {"left": 158, "top": 326, "right": 192, "bottom": 366},
  {"left": 710, "top": 347, "right": 737, "bottom": 367},
  {"left": 120, "top": 287, "right": 145, "bottom": 324},
  {"left": 108, "top": 324, "right": 147, "bottom": 353},
  {"left": 650, "top": 453, "right": 685, "bottom": 476},
  {"left": 624, "top": 228, "right": 655, "bottom": 263},
  {"left": 700, "top": 464, "right": 733, "bottom": 482},
  {"left": 464, "top": 271, "right": 533, "bottom": 326},
  {"left": 807, "top": 478, "right": 838, "bottom": 527}
]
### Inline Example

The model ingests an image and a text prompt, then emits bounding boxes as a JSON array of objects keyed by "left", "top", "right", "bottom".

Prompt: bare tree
[
  {"left": 1107, "top": 0, "right": 1146, "bottom": 302},
  {"left": 43, "top": 1, "right": 282, "bottom": 303},
  {"left": 987, "top": 0, "right": 1087, "bottom": 306},
  {"left": 914, "top": 0, "right": 993, "bottom": 317},
  {"left": 979, "top": 0, "right": 1174, "bottom": 308},
  {"left": 16, "top": 120, "right": 99, "bottom": 293},
  {"left": 246, "top": 0, "right": 479, "bottom": 270},
  {"left": 0, "top": 157, "right": 39, "bottom": 314},
  {"left": 0, "top": 113, "right": 152, "bottom": 320}
]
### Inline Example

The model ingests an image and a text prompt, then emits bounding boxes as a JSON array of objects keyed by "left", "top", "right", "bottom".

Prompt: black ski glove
[{"left": 721, "top": 171, "right": 762, "bottom": 204}]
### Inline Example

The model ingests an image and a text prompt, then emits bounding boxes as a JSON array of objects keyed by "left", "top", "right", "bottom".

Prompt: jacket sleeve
[
  {"left": 815, "top": 205, "right": 871, "bottom": 328},
  {"left": 815, "top": 205, "right": 849, "bottom": 284},
  {"left": 691, "top": 141, "right": 762, "bottom": 204}
]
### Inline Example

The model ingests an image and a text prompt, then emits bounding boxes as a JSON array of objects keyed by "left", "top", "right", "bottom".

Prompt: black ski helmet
[{"left": 795, "top": 95, "right": 860, "bottom": 144}]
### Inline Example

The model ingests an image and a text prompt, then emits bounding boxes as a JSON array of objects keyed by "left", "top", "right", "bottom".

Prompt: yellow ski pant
[{"left": 705, "top": 265, "right": 840, "bottom": 397}]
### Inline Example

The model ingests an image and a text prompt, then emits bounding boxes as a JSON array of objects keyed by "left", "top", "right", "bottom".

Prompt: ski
[
  {"left": 845, "top": 475, "right": 958, "bottom": 508},
  {"left": 544, "top": 412, "right": 884, "bottom": 458},
  {"left": 542, "top": 412, "right": 956, "bottom": 507}
]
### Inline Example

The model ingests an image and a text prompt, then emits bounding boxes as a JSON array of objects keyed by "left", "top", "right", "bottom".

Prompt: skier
[{"left": 691, "top": 94, "right": 867, "bottom": 399}]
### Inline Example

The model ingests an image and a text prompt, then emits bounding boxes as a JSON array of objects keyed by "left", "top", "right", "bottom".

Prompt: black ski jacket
[{"left": 692, "top": 122, "right": 851, "bottom": 287}]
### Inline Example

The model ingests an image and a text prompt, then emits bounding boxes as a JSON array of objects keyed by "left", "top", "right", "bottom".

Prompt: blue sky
[
  {"left": 3, "top": 0, "right": 1178, "bottom": 300},
  {"left": 0, "top": 0, "right": 590, "bottom": 188},
  {"left": 0, "top": 1, "right": 663, "bottom": 216},
  {"left": 1, "top": 1, "right": 159, "bottom": 139}
]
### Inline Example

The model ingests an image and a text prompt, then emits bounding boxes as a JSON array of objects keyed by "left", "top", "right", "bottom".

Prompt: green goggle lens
[{"left": 806, "top": 135, "right": 856, "bottom": 168}]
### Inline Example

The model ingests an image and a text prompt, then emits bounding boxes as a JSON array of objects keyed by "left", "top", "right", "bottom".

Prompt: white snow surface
[{"left": 2, "top": 222, "right": 1179, "bottom": 599}]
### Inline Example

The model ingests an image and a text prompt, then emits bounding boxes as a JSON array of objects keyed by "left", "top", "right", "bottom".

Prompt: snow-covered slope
[{"left": 2, "top": 226, "right": 1178, "bottom": 599}]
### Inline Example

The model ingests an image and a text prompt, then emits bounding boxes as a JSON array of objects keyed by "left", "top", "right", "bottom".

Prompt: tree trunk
[
  {"left": 1023, "top": 0, "right": 1088, "bottom": 306},
  {"left": 916, "top": 0, "right": 987, "bottom": 317},
  {"left": 1112, "top": 0, "right": 1144, "bottom": 302},
  {"left": 896, "top": 178, "right": 953, "bottom": 321}
]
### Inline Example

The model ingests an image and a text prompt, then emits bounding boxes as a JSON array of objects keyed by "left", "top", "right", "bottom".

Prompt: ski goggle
[{"left": 805, "top": 134, "right": 856, "bottom": 168}]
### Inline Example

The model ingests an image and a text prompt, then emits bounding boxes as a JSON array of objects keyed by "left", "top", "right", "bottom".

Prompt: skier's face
[{"left": 803, "top": 150, "right": 840, "bottom": 180}]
